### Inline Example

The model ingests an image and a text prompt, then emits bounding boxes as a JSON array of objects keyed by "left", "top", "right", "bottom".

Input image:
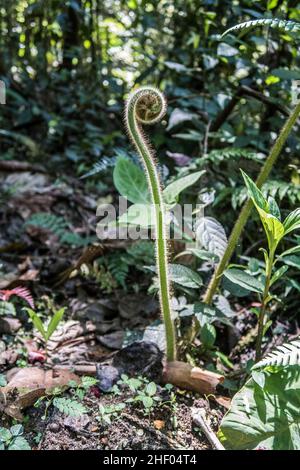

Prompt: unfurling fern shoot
[{"left": 125, "top": 87, "right": 176, "bottom": 361}]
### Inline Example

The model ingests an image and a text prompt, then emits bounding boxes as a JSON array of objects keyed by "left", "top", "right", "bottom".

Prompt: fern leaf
[
  {"left": 25, "top": 213, "right": 94, "bottom": 247},
  {"left": 80, "top": 156, "right": 117, "bottom": 179},
  {"left": 0, "top": 287, "right": 34, "bottom": 308},
  {"left": 222, "top": 18, "right": 300, "bottom": 39},
  {"left": 201, "top": 147, "right": 263, "bottom": 166},
  {"left": 107, "top": 255, "right": 129, "bottom": 288},
  {"left": 26, "top": 213, "right": 67, "bottom": 238},
  {"left": 53, "top": 397, "right": 87, "bottom": 417},
  {"left": 253, "top": 337, "right": 300, "bottom": 369}
]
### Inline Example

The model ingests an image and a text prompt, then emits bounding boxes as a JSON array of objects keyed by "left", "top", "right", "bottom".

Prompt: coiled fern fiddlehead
[{"left": 125, "top": 86, "right": 176, "bottom": 361}]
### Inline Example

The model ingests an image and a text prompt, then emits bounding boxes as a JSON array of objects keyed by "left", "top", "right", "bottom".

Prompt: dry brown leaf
[
  {"left": 0, "top": 367, "right": 80, "bottom": 420},
  {"left": 153, "top": 420, "right": 165, "bottom": 430},
  {"left": 163, "top": 361, "right": 224, "bottom": 395},
  {"left": 19, "top": 269, "right": 39, "bottom": 281},
  {"left": 213, "top": 395, "right": 231, "bottom": 409}
]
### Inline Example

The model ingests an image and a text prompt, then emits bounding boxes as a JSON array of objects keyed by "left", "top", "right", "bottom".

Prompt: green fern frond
[
  {"left": 107, "top": 255, "right": 129, "bottom": 288},
  {"left": 126, "top": 240, "right": 155, "bottom": 265},
  {"left": 80, "top": 156, "right": 117, "bottom": 179},
  {"left": 263, "top": 180, "right": 300, "bottom": 204},
  {"left": 231, "top": 179, "right": 300, "bottom": 209},
  {"left": 201, "top": 147, "right": 263, "bottom": 166},
  {"left": 26, "top": 213, "right": 67, "bottom": 237},
  {"left": 25, "top": 213, "right": 95, "bottom": 247},
  {"left": 53, "top": 397, "right": 87, "bottom": 417},
  {"left": 222, "top": 18, "right": 300, "bottom": 39},
  {"left": 253, "top": 337, "right": 300, "bottom": 369}
]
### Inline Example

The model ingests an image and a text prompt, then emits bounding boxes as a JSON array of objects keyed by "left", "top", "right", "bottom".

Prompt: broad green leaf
[
  {"left": 270, "top": 265, "right": 289, "bottom": 286},
  {"left": 224, "top": 268, "right": 264, "bottom": 293},
  {"left": 10, "top": 425, "right": 23, "bottom": 437},
  {"left": 223, "top": 274, "right": 250, "bottom": 297},
  {"left": 194, "top": 302, "right": 233, "bottom": 327},
  {"left": 163, "top": 171, "right": 204, "bottom": 204},
  {"left": 186, "top": 248, "right": 219, "bottom": 263},
  {"left": 241, "top": 170, "right": 268, "bottom": 212},
  {"left": 118, "top": 203, "right": 156, "bottom": 227},
  {"left": 145, "top": 382, "right": 157, "bottom": 397},
  {"left": 267, "top": 0, "right": 279, "bottom": 9},
  {"left": 46, "top": 307, "right": 66, "bottom": 341},
  {"left": 8, "top": 436, "right": 31, "bottom": 451},
  {"left": 282, "top": 255, "right": 300, "bottom": 270},
  {"left": 242, "top": 172, "right": 284, "bottom": 247},
  {"left": 200, "top": 323, "right": 216, "bottom": 349},
  {"left": 25, "top": 308, "right": 46, "bottom": 340},
  {"left": 146, "top": 264, "right": 202, "bottom": 289},
  {"left": 263, "top": 319, "right": 273, "bottom": 336},
  {"left": 0, "top": 427, "right": 12, "bottom": 442},
  {"left": 268, "top": 196, "right": 281, "bottom": 220},
  {"left": 283, "top": 209, "right": 300, "bottom": 236},
  {"left": 113, "top": 157, "right": 151, "bottom": 204},
  {"left": 167, "top": 264, "right": 202, "bottom": 288},
  {"left": 256, "top": 206, "right": 285, "bottom": 248},
  {"left": 142, "top": 396, "right": 153, "bottom": 408},
  {"left": 278, "top": 245, "right": 300, "bottom": 258},
  {"left": 219, "top": 368, "right": 300, "bottom": 450}
]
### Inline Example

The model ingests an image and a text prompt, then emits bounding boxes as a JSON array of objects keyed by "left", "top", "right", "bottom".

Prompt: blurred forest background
[
  {"left": 1, "top": 0, "right": 300, "bottom": 179},
  {"left": 0, "top": 0, "right": 300, "bottom": 332},
  {"left": 1, "top": 1, "right": 300, "bottom": 451}
]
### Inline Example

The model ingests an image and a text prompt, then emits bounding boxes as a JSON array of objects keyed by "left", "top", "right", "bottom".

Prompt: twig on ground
[{"left": 192, "top": 408, "right": 225, "bottom": 450}]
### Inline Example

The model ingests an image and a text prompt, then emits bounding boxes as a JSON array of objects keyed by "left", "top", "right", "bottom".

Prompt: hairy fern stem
[
  {"left": 203, "top": 100, "right": 300, "bottom": 305},
  {"left": 125, "top": 86, "right": 176, "bottom": 361}
]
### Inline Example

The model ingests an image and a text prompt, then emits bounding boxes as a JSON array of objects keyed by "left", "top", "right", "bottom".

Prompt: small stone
[
  {"left": 48, "top": 422, "right": 60, "bottom": 433},
  {"left": 96, "top": 364, "right": 120, "bottom": 392}
]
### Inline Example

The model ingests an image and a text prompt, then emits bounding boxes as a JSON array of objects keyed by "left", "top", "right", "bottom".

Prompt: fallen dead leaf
[
  {"left": 153, "top": 420, "right": 165, "bottom": 430},
  {"left": 213, "top": 395, "right": 231, "bottom": 409},
  {"left": 0, "top": 367, "right": 80, "bottom": 420}
]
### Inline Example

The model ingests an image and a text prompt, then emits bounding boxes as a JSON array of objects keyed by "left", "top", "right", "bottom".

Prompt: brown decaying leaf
[
  {"left": 153, "top": 420, "right": 165, "bottom": 430},
  {"left": 163, "top": 361, "right": 224, "bottom": 395},
  {"left": 0, "top": 367, "right": 80, "bottom": 420}
]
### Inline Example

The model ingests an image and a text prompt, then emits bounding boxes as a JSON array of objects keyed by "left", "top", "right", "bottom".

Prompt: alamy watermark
[
  {"left": 96, "top": 196, "right": 205, "bottom": 242},
  {"left": 0, "top": 80, "right": 6, "bottom": 105},
  {"left": 291, "top": 80, "right": 300, "bottom": 105}
]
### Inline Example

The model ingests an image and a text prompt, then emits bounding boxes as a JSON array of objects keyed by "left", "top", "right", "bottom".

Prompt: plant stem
[
  {"left": 203, "top": 100, "right": 300, "bottom": 306},
  {"left": 255, "top": 249, "right": 275, "bottom": 362},
  {"left": 125, "top": 87, "right": 176, "bottom": 361}
]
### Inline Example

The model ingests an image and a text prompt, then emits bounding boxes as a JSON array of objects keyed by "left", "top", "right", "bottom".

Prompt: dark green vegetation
[{"left": 0, "top": 0, "right": 300, "bottom": 451}]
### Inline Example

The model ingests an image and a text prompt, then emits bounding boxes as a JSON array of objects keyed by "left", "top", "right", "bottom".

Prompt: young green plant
[
  {"left": 241, "top": 170, "right": 300, "bottom": 361},
  {"left": 25, "top": 307, "right": 65, "bottom": 355},
  {"left": 125, "top": 86, "right": 176, "bottom": 361},
  {"left": 204, "top": 18, "right": 300, "bottom": 305}
]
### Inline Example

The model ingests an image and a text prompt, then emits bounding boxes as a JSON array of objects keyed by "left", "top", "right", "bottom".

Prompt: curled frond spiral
[
  {"left": 126, "top": 86, "right": 166, "bottom": 126},
  {"left": 125, "top": 86, "right": 176, "bottom": 362}
]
